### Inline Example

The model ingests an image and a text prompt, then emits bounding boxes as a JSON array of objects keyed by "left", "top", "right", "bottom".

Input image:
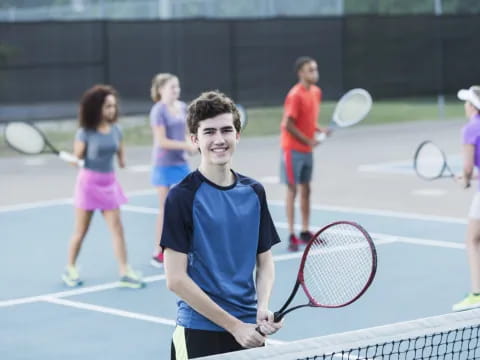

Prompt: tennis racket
[
  {"left": 257, "top": 221, "right": 376, "bottom": 334},
  {"left": 413, "top": 140, "right": 454, "bottom": 180},
  {"left": 4, "top": 121, "right": 84, "bottom": 166},
  {"left": 237, "top": 104, "right": 248, "bottom": 132},
  {"left": 317, "top": 88, "right": 372, "bottom": 142}
]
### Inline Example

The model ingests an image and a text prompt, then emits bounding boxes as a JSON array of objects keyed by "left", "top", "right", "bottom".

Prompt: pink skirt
[{"left": 74, "top": 168, "right": 127, "bottom": 210}]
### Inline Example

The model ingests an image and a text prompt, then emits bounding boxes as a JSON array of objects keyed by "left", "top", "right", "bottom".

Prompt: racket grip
[
  {"left": 59, "top": 151, "right": 83, "bottom": 166},
  {"left": 273, "top": 311, "right": 283, "bottom": 323},
  {"left": 255, "top": 326, "right": 266, "bottom": 336},
  {"left": 316, "top": 132, "right": 327, "bottom": 142}
]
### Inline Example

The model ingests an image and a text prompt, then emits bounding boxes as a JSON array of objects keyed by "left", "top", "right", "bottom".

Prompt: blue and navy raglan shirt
[{"left": 160, "top": 169, "right": 280, "bottom": 331}]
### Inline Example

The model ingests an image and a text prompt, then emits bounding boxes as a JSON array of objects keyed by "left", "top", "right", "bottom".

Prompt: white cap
[{"left": 457, "top": 85, "right": 480, "bottom": 110}]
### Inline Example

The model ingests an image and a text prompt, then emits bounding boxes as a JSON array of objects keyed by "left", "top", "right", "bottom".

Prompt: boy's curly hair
[{"left": 187, "top": 91, "right": 241, "bottom": 135}]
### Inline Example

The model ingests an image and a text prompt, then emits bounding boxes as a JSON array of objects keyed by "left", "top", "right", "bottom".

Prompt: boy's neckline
[{"left": 196, "top": 168, "right": 237, "bottom": 190}]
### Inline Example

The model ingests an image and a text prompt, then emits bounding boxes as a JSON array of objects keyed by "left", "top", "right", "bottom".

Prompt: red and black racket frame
[{"left": 273, "top": 221, "right": 377, "bottom": 322}]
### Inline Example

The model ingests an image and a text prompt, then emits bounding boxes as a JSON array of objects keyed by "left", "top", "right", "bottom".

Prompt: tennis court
[{"left": 1, "top": 119, "right": 477, "bottom": 359}]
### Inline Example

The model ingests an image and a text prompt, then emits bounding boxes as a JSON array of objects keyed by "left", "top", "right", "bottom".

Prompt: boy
[
  {"left": 280, "top": 56, "right": 329, "bottom": 251},
  {"left": 161, "top": 91, "right": 282, "bottom": 359}
]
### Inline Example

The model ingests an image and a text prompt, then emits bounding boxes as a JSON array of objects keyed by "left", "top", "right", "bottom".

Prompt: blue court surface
[{"left": 0, "top": 189, "right": 470, "bottom": 360}]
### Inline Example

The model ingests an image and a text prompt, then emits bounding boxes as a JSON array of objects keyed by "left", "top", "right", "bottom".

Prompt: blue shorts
[
  {"left": 280, "top": 149, "right": 313, "bottom": 185},
  {"left": 151, "top": 164, "right": 190, "bottom": 187}
]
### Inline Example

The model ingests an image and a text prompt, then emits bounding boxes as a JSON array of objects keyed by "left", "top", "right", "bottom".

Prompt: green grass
[
  {"left": 242, "top": 97, "right": 464, "bottom": 136},
  {"left": 0, "top": 98, "right": 466, "bottom": 157}
]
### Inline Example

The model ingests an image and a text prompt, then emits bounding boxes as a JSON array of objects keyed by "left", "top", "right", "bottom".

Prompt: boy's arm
[
  {"left": 164, "top": 248, "right": 265, "bottom": 348},
  {"left": 255, "top": 250, "right": 282, "bottom": 335},
  {"left": 284, "top": 116, "right": 316, "bottom": 146}
]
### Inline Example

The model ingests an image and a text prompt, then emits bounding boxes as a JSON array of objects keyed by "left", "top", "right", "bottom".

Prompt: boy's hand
[
  {"left": 231, "top": 322, "right": 265, "bottom": 348},
  {"left": 256, "top": 309, "right": 283, "bottom": 336}
]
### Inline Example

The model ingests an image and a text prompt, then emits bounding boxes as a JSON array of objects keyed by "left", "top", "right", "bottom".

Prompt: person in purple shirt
[
  {"left": 149, "top": 73, "right": 196, "bottom": 267},
  {"left": 453, "top": 85, "right": 480, "bottom": 311}
]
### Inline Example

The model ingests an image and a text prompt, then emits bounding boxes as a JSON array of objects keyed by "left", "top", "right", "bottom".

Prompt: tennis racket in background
[
  {"left": 413, "top": 140, "right": 454, "bottom": 180},
  {"left": 3, "top": 121, "right": 84, "bottom": 166},
  {"left": 317, "top": 88, "right": 373, "bottom": 142},
  {"left": 237, "top": 104, "right": 248, "bottom": 132},
  {"left": 257, "top": 221, "right": 377, "bottom": 334}
]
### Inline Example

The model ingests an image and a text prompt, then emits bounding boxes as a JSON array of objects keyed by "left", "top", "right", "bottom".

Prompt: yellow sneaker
[
  {"left": 119, "top": 266, "right": 145, "bottom": 289},
  {"left": 61, "top": 265, "right": 83, "bottom": 287},
  {"left": 452, "top": 293, "right": 480, "bottom": 312}
]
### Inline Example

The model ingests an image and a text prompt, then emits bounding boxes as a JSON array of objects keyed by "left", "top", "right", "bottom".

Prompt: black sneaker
[{"left": 299, "top": 231, "right": 314, "bottom": 244}]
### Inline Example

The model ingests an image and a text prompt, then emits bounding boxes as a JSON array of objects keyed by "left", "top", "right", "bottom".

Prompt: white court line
[
  {"left": 0, "top": 189, "right": 156, "bottom": 213},
  {"left": 120, "top": 207, "right": 466, "bottom": 250},
  {"left": 40, "top": 297, "right": 286, "bottom": 344},
  {"left": 0, "top": 189, "right": 467, "bottom": 225},
  {"left": 0, "top": 198, "right": 72, "bottom": 212},
  {"left": 122, "top": 204, "right": 158, "bottom": 214},
  {"left": 0, "top": 274, "right": 165, "bottom": 308},
  {"left": 43, "top": 297, "right": 176, "bottom": 326},
  {"left": 268, "top": 200, "right": 467, "bottom": 225},
  {"left": 358, "top": 161, "right": 412, "bottom": 175},
  {"left": 0, "top": 233, "right": 402, "bottom": 310},
  {"left": 0, "top": 203, "right": 465, "bottom": 309}
]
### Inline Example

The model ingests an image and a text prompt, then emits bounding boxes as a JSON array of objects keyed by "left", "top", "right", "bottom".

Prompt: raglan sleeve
[
  {"left": 253, "top": 183, "right": 281, "bottom": 254},
  {"left": 160, "top": 185, "right": 193, "bottom": 253},
  {"left": 462, "top": 124, "right": 479, "bottom": 145}
]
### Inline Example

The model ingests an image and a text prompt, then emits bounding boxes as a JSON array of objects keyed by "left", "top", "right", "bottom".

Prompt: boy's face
[
  {"left": 192, "top": 113, "right": 239, "bottom": 167},
  {"left": 299, "top": 61, "right": 319, "bottom": 85}
]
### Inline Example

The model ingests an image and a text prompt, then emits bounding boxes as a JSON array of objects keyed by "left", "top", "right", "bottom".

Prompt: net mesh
[
  {"left": 414, "top": 142, "right": 446, "bottom": 179},
  {"left": 303, "top": 223, "right": 375, "bottom": 307},
  {"left": 5, "top": 122, "right": 45, "bottom": 154},
  {"left": 199, "top": 309, "right": 480, "bottom": 359}
]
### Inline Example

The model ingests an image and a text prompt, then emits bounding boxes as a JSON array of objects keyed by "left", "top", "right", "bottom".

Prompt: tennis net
[{"left": 199, "top": 309, "right": 480, "bottom": 359}]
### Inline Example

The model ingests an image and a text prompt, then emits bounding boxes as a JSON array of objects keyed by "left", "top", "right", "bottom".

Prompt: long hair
[{"left": 79, "top": 85, "right": 118, "bottom": 130}]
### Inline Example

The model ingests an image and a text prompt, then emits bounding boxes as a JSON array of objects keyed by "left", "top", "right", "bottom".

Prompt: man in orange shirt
[{"left": 280, "top": 56, "right": 329, "bottom": 251}]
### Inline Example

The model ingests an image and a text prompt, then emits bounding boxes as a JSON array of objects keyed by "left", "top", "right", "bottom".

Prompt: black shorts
[{"left": 171, "top": 326, "right": 244, "bottom": 359}]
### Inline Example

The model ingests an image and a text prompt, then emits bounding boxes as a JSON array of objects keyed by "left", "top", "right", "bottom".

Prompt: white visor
[{"left": 458, "top": 86, "right": 480, "bottom": 110}]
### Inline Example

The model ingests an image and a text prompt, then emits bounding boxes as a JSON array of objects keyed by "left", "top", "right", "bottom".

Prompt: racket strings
[
  {"left": 414, "top": 142, "right": 446, "bottom": 179},
  {"left": 302, "top": 224, "right": 374, "bottom": 306},
  {"left": 334, "top": 91, "right": 372, "bottom": 127},
  {"left": 5, "top": 122, "right": 46, "bottom": 154}
]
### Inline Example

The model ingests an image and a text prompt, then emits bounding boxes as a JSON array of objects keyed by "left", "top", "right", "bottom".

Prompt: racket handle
[
  {"left": 316, "top": 132, "right": 327, "bottom": 142},
  {"left": 255, "top": 326, "right": 266, "bottom": 336},
  {"left": 59, "top": 151, "right": 84, "bottom": 167},
  {"left": 255, "top": 311, "right": 283, "bottom": 335},
  {"left": 273, "top": 311, "right": 283, "bottom": 322}
]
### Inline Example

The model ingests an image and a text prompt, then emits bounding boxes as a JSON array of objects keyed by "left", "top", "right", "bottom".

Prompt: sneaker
[
  {"left": 119, "top": 267, "right": 146, "bottom": 289},
  {"left": 150, "top": 252, "right": 164, "bottom": 268},
  {"left": 62, "top": 265, "right": 83, "bottom": 287},
  {"left": 288, "top": 234, "right": 302, "bottom": 252},
  {"left": 300, "top": 231, "right": 314, "bottom": 244},
  {"left": 452, "top": 293, "right": 480, "bottom": 312}
]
